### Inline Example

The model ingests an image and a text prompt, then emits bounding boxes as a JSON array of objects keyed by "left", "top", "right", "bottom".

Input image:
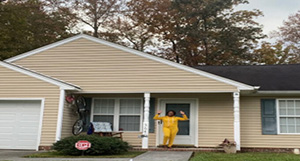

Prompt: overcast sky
[{"left": 235, "top": 0, "right": 300, "bottom": 37}]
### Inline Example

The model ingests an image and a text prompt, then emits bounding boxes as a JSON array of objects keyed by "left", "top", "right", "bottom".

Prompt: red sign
[{"left": 75, "top": 140, "right": 91, "bottom": 150}]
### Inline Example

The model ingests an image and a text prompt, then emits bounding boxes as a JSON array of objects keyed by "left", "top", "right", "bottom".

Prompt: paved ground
[
  {"left": 0, "top": 150, "right": 193, "bottom": 161},
  {"left": 0, "top": 150, "right": 131, "bottom": 161},
  {"left": 134, "top": 151, "right": 193, "bottom": 161}
]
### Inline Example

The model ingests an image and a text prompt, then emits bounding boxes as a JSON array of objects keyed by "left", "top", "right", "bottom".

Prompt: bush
[{"left": 53, "top": 135, "right": 130, "bottom": 156}]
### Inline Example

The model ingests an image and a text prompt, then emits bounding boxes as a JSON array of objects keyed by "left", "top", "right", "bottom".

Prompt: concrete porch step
[{"left": 132, "top": 146, "right": 224, "bottom": 152}]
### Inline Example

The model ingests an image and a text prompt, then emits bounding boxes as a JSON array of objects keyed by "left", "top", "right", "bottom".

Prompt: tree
[
  {"left": 139, "top": 0, "right": 182, "bottom": 62},
  {"left": 105, "top": 0, "right": 184, "bottom": 61},
  {"left": 272, "top": 10, "right": 300, "bottom": 53},
  {"left": 254, "top": 10, "right": 300, "bottom": 65},
  {"left": 167, "top": 0, "right": 265, "bottom": 66},
  {"left": 101, "top": 0, "right": 158, "bottom": 51},
  {"left": 73, "top": 0, "right": 123, "bottom": 38},
  {"left": 0, "top": 0, "right": 72, "bottom": 60},
  {"left": 115, "top": 0, "right": 265, "bottom": 66},
  {"left": 252, "top": 41, "right": 299, "bottom": 65},
  {"left": 105, "top": 17, "right": 155, "bottom": 51}
]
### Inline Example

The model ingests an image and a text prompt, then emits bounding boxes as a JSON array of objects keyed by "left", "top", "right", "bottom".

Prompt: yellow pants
[{"left": 163, "top": 127, "right": 178, "bottom": 147}]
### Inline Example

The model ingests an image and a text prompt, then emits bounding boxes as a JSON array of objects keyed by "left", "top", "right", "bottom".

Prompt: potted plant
[{"left": 219, "top": 138, "right": 237, "bottom": 154}]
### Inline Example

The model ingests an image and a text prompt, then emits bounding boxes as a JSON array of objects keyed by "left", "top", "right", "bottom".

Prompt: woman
[{"left": 153, "top": 110, "right": 188, "bottom": 148}]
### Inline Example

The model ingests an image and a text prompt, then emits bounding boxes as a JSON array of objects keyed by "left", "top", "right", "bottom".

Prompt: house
[{"left": 0, "top": 34, "right": 299, "bottom": 151}]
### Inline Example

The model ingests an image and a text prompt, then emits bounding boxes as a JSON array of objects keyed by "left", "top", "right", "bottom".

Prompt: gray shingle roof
[{"left": 195, "top": 64, "right": 300, "bottom": 91}]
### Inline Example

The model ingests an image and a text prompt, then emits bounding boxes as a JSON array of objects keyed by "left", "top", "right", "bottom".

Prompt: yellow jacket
[{"left": 153, "top": 114, "right": 188, "bottom": 128}]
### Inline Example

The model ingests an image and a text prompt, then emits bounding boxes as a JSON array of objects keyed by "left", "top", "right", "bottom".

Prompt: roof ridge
[{"left": 195, "top": 64, "right": 300, "bottom": 68}]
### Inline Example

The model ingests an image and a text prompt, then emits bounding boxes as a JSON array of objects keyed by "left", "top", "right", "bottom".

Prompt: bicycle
[{"left": 66, "top": 95, "right": 89, "bottom": 135}]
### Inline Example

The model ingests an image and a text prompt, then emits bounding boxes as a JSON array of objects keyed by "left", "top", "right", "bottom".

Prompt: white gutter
[{"left": 257, "top": 91, "right": 300, "bottom": 94}]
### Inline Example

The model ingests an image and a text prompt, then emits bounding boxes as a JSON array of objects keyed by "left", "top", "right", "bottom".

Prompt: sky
[{"left": 235, "top": 0, "right": 300, "bottom": 38}]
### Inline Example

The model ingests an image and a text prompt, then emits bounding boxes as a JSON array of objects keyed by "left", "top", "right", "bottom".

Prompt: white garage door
[{"left": 0, "top": 100, "right": 42, "bottom": 150}]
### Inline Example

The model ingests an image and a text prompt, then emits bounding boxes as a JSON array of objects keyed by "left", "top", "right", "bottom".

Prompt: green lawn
[
  {"left": 190, "top": 152, "right": 300, "bottom": 161},
  {"left": 24, "top": 151, "right": 144, "bottom": 158}
]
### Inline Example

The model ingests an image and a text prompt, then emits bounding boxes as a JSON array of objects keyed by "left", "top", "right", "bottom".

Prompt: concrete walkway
[
  {"left": 0, "top": 150, "right": 193, "bottom": 161},
  {"left": 133, "top": 151, "right": 193, "bottom": 161}
]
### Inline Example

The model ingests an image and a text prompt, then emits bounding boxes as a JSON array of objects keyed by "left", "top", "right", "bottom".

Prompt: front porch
[{"left": 60, "top": 92, "right": 241, "bottom": 150}]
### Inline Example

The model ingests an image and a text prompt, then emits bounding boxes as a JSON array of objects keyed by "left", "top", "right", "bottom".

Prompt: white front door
[{"left": 158, "top": 99, "right": 197, "bottom": 146}]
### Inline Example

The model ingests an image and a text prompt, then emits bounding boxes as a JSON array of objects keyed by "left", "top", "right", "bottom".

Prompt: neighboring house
[{"left": 0, "top": 34, "right": 299, "bottom": 151}]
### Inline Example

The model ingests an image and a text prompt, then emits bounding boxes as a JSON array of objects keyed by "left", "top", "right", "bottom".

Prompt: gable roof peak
[{"left": 5, "top": 34, "right": 255, "bottom": 91}]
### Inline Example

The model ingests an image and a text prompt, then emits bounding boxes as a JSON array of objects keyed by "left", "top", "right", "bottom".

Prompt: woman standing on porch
[{"left": 153, "top": 110, "right": 188, "bottom": 148}]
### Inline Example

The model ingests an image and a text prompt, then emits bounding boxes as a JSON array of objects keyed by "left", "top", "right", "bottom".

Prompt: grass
[
  {"left": 190, "top": 152, "right": 300, "bottom": 161},
  {"left": 24, "top": 151, "right": 144, "bottom": 158}
]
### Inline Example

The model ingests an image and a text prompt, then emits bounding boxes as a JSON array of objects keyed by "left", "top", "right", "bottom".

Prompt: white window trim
[
  {"left": 276, "top": 98, "right": 300, "bottom": 135},
  {"left": 91, "top": 97, "right": 143, "bottom": 132}
]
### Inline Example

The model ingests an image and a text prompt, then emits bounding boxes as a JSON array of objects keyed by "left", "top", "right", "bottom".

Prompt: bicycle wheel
[
  {"left": 72, "top": 119, "right": 84, "bottom": 135},
  {"left": 76, "top": 96, "right": 86, "bottom": 110}
]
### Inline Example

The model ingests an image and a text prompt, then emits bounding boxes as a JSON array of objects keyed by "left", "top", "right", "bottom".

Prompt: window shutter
[
  {"left": 149, "top": 98, "right": 156, "bottom": 133},
  {"left": 261, "top": 99, "right": 277, "bottom": 135},
  {"left": 83, "top": 97, "right": 92, "bottom": 132}
]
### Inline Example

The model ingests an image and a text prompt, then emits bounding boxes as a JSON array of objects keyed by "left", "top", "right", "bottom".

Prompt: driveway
[
  {"left": 0, "top": 150, "right": 36, "bottom": 161},
  {"left": 0, "top": 150, "right": 193, "bottom": 161},
  {"left": 0, "top": 150, "right": 131, "bottom": 161}
]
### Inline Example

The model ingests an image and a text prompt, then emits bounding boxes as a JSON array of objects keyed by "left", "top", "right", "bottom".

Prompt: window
[
  {"left": 93, "top": 99, "right": 115, "bottom": 129},
  {"left": 92, "top": 98, "right": 142, "bottom": 132},
  {"left": 278, "top": 100, "right": 300, "bottom": 134},
  {"left": 119, "top": 99, "right": 141, "bottom": 131}
]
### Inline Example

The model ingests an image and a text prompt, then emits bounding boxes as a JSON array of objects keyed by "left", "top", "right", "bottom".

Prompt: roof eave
[
  {"left": 4, "top": 35, "right": 84, "bottom": 63},
  {"left": 0, "top": 61, "right": 81, "bottom": 91}
]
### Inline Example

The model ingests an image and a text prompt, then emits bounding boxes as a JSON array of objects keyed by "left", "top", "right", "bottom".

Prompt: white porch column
[
  {"left": 233, "top": 92, "right": 241, "bottom": 150},
  {"left": 55, "top": 89, "right": 65, "bottom": 141},
  {"left": 142, "top": 92, "right": 150, "bottom": 149}
]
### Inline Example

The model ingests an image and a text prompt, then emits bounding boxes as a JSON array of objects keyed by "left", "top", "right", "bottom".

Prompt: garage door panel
[
  {"left": 0, "top": 127, "right": 14, "bottom": 132},
  {"left": 0, "top": 100, "right": 42, "bottom": 150},
  {"left": 17, "top": 134, "right": 38, "bottom": 140},
  {"left": 19, "top": 120, "right": 39, "bottom": 126},
  {"left": 0, "top": 113, "right": 17, "bottom": 120},
  {"left": 0, "top": 119, "right": 16, "bottom": 124},
  {"left": 19, "top": 127, "right": 39, "bottom": 133},
  {"left": 0, "top": 133, "right": 14, "bottom": 138},
  {"left": 20, "top": 115, "right": 40, "bottom": 121}
]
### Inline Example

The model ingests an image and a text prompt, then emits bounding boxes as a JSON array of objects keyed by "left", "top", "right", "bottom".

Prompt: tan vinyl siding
[
  {"left": 123, "top": 133, "right": 156, "bottom": 147},
  {"left": 241, "top": 96, "right": 300, "bottom": 148},
  {"left": 197, "top": 94, "right": 234, "bottom": 147},
  {"left": 13, "top": 38, "right": 237, "bottom": 93},
  {"left": 61, "top": 97, "right": 77, "bottom": 139},
  {"left": 0, "top": 65, "right": 60, "bottom": 146}
]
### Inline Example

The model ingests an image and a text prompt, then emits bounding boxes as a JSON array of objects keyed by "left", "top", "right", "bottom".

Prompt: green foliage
[
  {"left": 0, "top": 0, "right": 72, "bottom": 60},
  {"left": 190, "top": 152, "right": 300, "bottom": 161},
  {"left": 53, "top": 135, "right": 130, "bottom": 156}
]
